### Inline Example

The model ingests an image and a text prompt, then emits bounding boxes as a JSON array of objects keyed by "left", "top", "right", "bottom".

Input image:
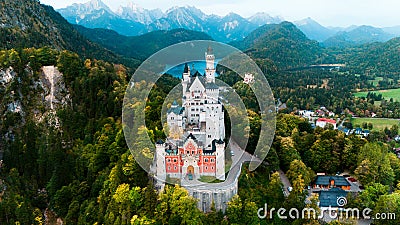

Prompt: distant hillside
[
  {"left": 294, "top": 18, "right": 337, "bottom": 42},
  {"left": 383, "top": 26, "right": 400, "bottom": 36},
  {"left": 323, "top": 25, "right": 395, "bottom": 47},
  {"left": 0, "top": 0, "right": 138, "bottom": 66},
  {"left": 335, "top": 37, "right": 400, "bottom": 74},
  {"left": 74, "top": 26, "right": 213, "bottom": 59},
  {"left": 232, "top": 22, "right": 323, "bottom": 69}
]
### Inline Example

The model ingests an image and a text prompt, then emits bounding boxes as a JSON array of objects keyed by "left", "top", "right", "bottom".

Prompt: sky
[{"left": 39, "top": 0, "right": 400, "bottom": 28}]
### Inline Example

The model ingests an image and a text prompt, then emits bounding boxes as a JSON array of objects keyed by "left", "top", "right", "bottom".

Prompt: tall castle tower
[
  {"left": 154, "top": 46, "right": 235, "bottom": 212},
  {"left": 205, "top": 46, "right": 216, "bottom": 83}
]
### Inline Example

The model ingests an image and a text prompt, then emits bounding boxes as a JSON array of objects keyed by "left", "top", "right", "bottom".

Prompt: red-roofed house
[{"left": 316, "top": 118, "right": 337, "bottom": 129}]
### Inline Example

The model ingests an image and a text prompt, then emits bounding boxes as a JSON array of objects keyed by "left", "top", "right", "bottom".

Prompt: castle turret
[
  {"left": 205, "top": 46, "right": 216, "bottom": 83},
  {"left": 215, "top": 139, "right": 225, "bottom": 180},
  {"left": 182, "top": 63, "right": 190, "bottom": 102},
  {"left": 155, "top": 140, "right": 166, "bottom": 182}
]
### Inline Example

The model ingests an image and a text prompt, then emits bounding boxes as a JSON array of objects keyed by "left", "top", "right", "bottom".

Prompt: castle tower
[
  {"left": 215, "top": 139, "right": 225, "bottom": 180},
  {"left": 182, "top": 63, "right": 190, "bottom": 104},
  {"left": 155, "top": 140, "right": 166, "bottom": 183},
  {"left": 205, "top": 46, "right": 216, "bottom": 83}
]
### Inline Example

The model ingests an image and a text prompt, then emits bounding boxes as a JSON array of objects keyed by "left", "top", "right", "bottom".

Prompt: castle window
[
  {"left": 187, "top": 151, "right": 189, "bottom": 154},
  {"left": 204, "top": 159, "right": 208, "bottom": 162},
  {"left": 168, "top": 166, "right": 170, "bottom": 170},
  {"left": 167, "top": 159, "right": 171, "bottom": 162},
  {"left": 205, "top": 166, "right": 208, "bottom": 170},
  {"left": 192, "top": 151, "right": 194, "bottom": 154},
  {"left": 211, "top": 159, "right": 215, "bottom": 162},
  {"left": 174, "top": 166, "right": 177, "bottom": 170},
  {"left": 208, "top": 135, "right": 211, "bottom": 138},
  {"left": 174, "top": 159, "right": 177, "bottom": 162},
  {"left": 211, "top": 166, "right": 214, "bottom": 170}
]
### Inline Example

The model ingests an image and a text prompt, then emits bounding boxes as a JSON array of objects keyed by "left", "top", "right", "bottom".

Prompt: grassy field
[
  {"left": 351, "top": 117, "right": 400, "bottom": 132},
  {"left": 354, "top": 88, "right": 400, "bottom": 102}
]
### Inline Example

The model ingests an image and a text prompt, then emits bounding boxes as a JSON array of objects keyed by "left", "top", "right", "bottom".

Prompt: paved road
[{"left": 278, "top": 169, "right": 291, "bottom": 197}]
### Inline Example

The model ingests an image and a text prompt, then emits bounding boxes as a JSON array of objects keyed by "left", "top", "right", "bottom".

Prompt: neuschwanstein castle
[{"left": 154, "top": 46, "right": 226, "bottom": 184}]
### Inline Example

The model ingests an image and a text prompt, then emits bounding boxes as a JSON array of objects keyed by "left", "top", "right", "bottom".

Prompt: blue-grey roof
[
  {"left": 206, "top": 82, "right": 219, "bottom": 89},
  {"left": 190, "top": 70, "right": 202, "bottom": 77},
  {"left": 167, "top": 106, "right": 184, "bottom": 115},
  {"left": 315, "top": 176, "right": 351, "bottom": 187},
  {"left": 216, "top": 139, "right": 224, "bottom": 144},
  {"left": 318, "top": 188, "right": 347, "bottom": 207},
  {"left": 204, "top": 149, "right": 216, "bottom": 154}
]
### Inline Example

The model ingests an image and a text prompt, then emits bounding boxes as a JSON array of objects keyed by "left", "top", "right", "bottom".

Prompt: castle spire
[
  {"left": 207, "top": 45, "right": 213, "bottom": 55},
  {"left": 205, "top": 45, "right": 215, "bottom": 83}
]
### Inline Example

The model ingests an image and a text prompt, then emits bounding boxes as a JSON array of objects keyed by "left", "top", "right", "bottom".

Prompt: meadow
[
  {"left": 351, "top": 117, "right": 400, "bottom": 132},
  {"left": 354, "top": 88, "right": 400, "bottom": 102}
]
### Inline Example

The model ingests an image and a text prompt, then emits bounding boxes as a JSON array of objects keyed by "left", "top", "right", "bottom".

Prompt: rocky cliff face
[
  {"left": 39, "top": 66, "right": 70, "bottom": 127},
  {"left": 0, "top": 65, "right": 70, "bottom": 155}
]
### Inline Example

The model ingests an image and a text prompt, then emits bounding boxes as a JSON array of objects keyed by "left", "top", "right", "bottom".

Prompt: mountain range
[
  {"left": 2, "top": 0, "right": 399, "bottom": 73},
  {"left": 56, "top": 0, "right": 400, "bottom": 46},
  {"left": 56, "top": 0, "right": 283, "bottom": 42}
]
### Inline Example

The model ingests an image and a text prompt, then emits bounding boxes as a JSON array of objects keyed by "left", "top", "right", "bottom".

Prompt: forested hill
[
  {"left": 329, "top": 37, "right": 400, "bottom": 75},
  {"left": 0, "top": 0, "right": 139, "bottom": 67},
  {"left": 231, "top": 22, "right": 325, "bottom": 69},
  {"left": 74, "top": 26, "right": 214, "bottom": 60}
]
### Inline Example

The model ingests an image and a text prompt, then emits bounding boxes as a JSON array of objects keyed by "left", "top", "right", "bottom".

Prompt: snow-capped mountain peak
[
  {"left": 71, "top": 0, "right": 113, "bottom": 15},
  {"left": 116, "top": 1, "right": 163, "bottom": 24},
  {"left": 248, "top": 12, "right": 283, "bottom": 26}
]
